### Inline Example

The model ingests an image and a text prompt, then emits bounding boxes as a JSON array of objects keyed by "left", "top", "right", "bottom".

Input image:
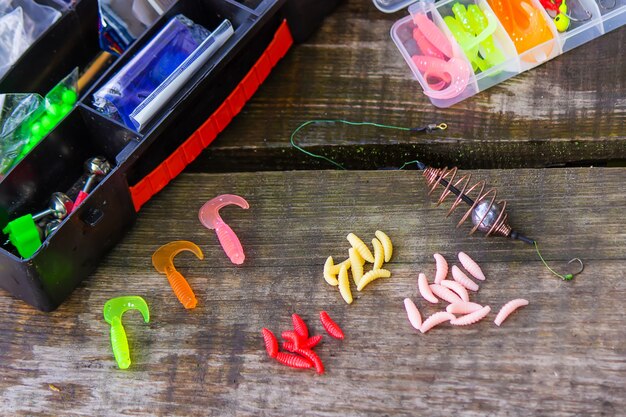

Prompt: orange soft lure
[{"left": 488, "top": 0, "right": 554, "bottom": 54}]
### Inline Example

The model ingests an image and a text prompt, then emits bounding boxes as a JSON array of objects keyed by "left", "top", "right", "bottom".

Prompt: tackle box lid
[{"left": 373, "top": 0, "right": 418, "bottom": 13}]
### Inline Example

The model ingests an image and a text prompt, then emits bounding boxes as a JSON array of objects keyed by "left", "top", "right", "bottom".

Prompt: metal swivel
[{"left": 74, "top": 157, "right": 112, "bottom": 208}]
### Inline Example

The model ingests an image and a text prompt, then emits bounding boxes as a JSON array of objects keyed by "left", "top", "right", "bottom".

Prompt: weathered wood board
[
  {"left": 1, "top": 169, "right": 624, "bottom": 416},
  {"left": 183, "top": 0, "right": 626, "bottom": 171}
]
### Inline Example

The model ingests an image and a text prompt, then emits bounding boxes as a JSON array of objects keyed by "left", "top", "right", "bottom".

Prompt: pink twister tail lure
[
  {"left": 411, "top": 11, "right": 471, "bottom": 100},
  {"left": 199, "top": 194, "right": 249, "bottom": 265},
  {"left": 412, "top": 27, "right": 446, "bottom": 60},
  {"left": 412, "top": 13, "right": 453, "bottom": 58}
]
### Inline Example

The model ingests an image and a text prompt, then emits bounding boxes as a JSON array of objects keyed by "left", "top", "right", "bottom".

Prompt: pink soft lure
[
  {"left": 451, "top": 265, "right": 479, "bottom": 291},
  {"left": 446, "top": 301, "right": 483, "bottom": 315},
  {"left": 199, "top": 194, "right": 249, "bottom": 265},
  {"left": 494, "top": 299, "right": 529, "bottom": 326},
  {"left": 420, "top": 57, "right": 471, "bottom": 100},
  {"left": 450, "top": 306, "right": 491, "bottom": 326},
  {"left": 420, "top": 311, "right": 456, "bottom": 333},
  {"left": 411, "top": 55, "right": 451, "bottom": 91},
  {"left": 404, "top": 298, "right": 422, "bottom": 330},
  {"left": 412, "top": 13, "right": 453, "bottom": 58},
  {"left": 440, "top": 280, "right": 470, "bottom": 302},
  {"left": 433, "top": 253, "right": 448, "bottom": 284},
  {"left": 412, "top": 27, "right": 446, "bottom": 60},
  {"left": 410, "top": 11, "right": 469, "bottom": 99},
  {"left": 458, "top": 252, "right": 486, "bottom": 281},
  {"left": 429, "top": 284, "right": 463, "bottom": 304},
  {"left": 418, "top": 273, "right": 438, "bottom": 304}
]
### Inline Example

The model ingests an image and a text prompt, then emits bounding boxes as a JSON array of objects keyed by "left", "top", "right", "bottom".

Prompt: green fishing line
[
  {"left": 398, "top": 160, "right": 422, "bottom": 170},
  {"left": 289, "top": 119, "right": 446, "bottom": 170},
  {"left": 534, "top": 241, "right": 583, "bottom": 281}
]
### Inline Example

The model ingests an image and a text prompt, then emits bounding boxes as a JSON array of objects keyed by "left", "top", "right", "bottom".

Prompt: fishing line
[{"left": 289, "top": 119, "right": 447, "bottom": 170}]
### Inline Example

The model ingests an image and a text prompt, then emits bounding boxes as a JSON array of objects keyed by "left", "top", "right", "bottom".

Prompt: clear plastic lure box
[{"left": 376, "top": 0, "right": 625, "bottom": 107}]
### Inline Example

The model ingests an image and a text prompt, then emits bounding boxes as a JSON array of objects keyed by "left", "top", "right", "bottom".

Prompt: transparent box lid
[{"left": 373, "top": 0, "right": 418, "bottom": 13}]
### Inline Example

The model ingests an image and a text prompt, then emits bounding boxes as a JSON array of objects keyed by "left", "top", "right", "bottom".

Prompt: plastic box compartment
[
  {"left": 0, "top": 0, "right": 341, "bottom": 311},
  {"left": 386, "top": 0, "right": 625, "bottom": 107},
  {"left": 0, "top": 0, "right": 100, "bottom": 94},
  {"left": 599, "top": 0, "right": 626, "bottom": 32},
  {"left": 0, "top": 109, "right": 137, "bottom": 311}
]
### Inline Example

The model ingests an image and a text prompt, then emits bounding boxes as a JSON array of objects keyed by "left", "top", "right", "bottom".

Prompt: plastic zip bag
[
  {"left": 130, "top": 19, "right": 233, "bottom": 131},
  {"left": 0, "top": 93, "right": 43, "bottom": 175},
  {"left": 93, "top": 15, "right": 227, "bottom": 130},
  {"left": 98, "top": 0, "right": 177, "bottom": 55},
  {"left": 0, "top": 69, "right": 78, "bottom": 175},
  {"left": 0, "top": 0, "right": 61, "bottom": 79},
  {"left": 43, "top": 0, "right": 74, "bottom": 12}
]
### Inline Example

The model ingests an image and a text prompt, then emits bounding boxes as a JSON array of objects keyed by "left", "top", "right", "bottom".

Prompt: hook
[
  {"left": 550, "top": 0, "right": 592, "bottom": 31},
  {"left": 534, "top": 241, "right": 584, "bottom": 281},
  {"left": 563, "top": 0, "right": 592, "bottom": 22},
  {"left": 566, "top": 5, "right": 592, "bottom": 22},
  {"left": 567, "top": 257, "right": 584, "bottom": 276}
]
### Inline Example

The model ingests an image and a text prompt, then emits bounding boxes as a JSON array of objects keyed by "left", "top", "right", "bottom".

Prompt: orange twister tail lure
[
  {"left": 152, "top": 241, "right": 204, "bottom": 309},
  {"left": 488, "top": 0, "right": 554, "bottom": 56}
]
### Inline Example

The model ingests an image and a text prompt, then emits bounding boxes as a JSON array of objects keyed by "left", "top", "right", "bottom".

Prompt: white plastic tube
[{"left": 130, "top": 19, "right": 234, "bottom": 131}]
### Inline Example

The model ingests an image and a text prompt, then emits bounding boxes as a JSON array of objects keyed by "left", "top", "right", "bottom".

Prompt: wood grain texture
[
  {"left": 183, "top": 0, "right": 625, "bottom": 171},
  {"left": 1, "top": 168, "right": 624, "bottom": 416}
]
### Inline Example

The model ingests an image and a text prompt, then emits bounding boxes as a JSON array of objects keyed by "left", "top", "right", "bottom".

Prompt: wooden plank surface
[
  {"left": 1, "top": 168, "right": 624, "bottom": 416},
  {"left": 185, "top": 0, "right": 626, "bottom": 172}
]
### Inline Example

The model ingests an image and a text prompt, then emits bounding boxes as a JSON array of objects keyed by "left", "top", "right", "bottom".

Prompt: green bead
[
  {"left": 61, "top": 89, "right": 77, "bottom": 105},
  {"left": 22, "top": 143, "right": 34, "bottom": 154},
  {"left": 60, "top": 104, "right": 73, "bottom": 116},
  {"left": 30, "top": 122, "right": 42, "bottom": 137},
  {"left": 40, "top": 115, "right": 53, "bottom": 130},
  {"left": 46, "top": 102, "right": 62, "bottom": 117}
]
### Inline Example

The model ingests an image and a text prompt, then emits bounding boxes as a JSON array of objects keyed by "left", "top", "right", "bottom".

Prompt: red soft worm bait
[
  {"left": 265, "top": 313, "right": 344, "bottom": 373},
  {"left": 282, "top": 341, "right": 297, "bottom": 352},
  {"left": 281, "top": 330, "right": 305, "bottom": 347},
  {"left": 275, "top": 352, "right": 313, "bottom": 369},
  {"left": 293, "top": 348, "right": 325, "bottom": 374},
  {"left": 291, "top": 313, "right": 309, "bottom": 339},
  {"left": 320, "top": 311, "right": 345, "bottom": 340},
  {"left": 261, "top": 328, "right": 278, "bottom": 358},
  {"left": 284, "top": 335, "right": 323, "bottom": 352},
  {"left": 305, "top": 334, "right": 323, "bottom": 348}
]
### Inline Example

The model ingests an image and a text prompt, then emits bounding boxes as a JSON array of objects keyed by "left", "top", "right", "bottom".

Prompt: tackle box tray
[
  {"left": 0, "top": 0, "right": 339, "bottom": 311},
  {"left": 377, "top": 0, "right": 625, "bottom": 108}
]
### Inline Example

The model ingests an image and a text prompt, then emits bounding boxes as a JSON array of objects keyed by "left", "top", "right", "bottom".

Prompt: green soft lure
[{"left": 103, "top": 296, "right": 150, "bottom": 369}]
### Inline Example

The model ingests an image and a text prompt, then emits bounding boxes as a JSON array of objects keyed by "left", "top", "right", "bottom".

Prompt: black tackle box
[{"left": 0, "top": 0, "right": 340, "bottom": 311}]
